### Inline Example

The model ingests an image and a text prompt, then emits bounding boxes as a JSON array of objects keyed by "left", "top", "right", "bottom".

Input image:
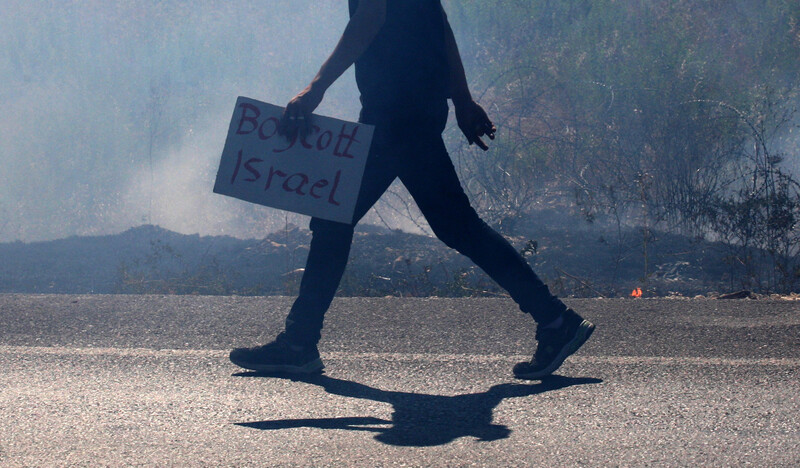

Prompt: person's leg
[
  {"left": 282, "top": 125, "right": 400, "bottom": 347},
  {"left": 394, "top": 106, "right": 593, "bottom": 378},
  {"left": 230, "top": 127, "right": 398, "bottom": 372},
  {"left": 397, "top": 135, "right": 566, "bottom": 324},
  {"left": 282, "top": 218, "right": 356, "bottom": 347}
]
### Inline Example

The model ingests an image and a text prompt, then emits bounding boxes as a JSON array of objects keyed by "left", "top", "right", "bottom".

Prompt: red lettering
[
  {"left": 327, "top": 170, "right": 342, "bottom": 206},
  {"left": 316, "top": 130, "right": 333, "bottom": 151},
  {"left": 244, "top": 158, "right": 263, "bottom": 181},
  {"left": 265, "top": 166, "right": 287, "bottom": 191},
  {"left": 340, "top": 125, "right": 360, "bottom": 158},
  {"left": 333, "top": 124, "right": 359, "bottom": 158},
  {"left": 282, "top": 173, "right": 310, "bottom": 195},
  {"left": 309, "top": 179, "right": 329, "bottom": 199},
  {"left": 230, "top": 149, "right": 243, "bottom": 183},
  {"left": 300, "top": 125, "right": 321, "bottom": 149},
  {"left": 258, "top": 117, "right": 279, "bottom": 140},
  {"left": 235, "top": 103, "right": 260, "bottom": 135},
  {"left": 274, "top": 133, "right": 298, "bottom": 153}
]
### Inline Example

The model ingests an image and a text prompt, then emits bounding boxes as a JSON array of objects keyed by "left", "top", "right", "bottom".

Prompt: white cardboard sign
[{"left": 213, "top": 96, "right": 374, "bottom": 224}]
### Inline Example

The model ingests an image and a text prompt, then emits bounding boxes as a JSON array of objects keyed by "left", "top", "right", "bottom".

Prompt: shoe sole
[
  {"left": 514, "top": 320, "right": 595, "bottom": 380},
  {"left": 230, "top": 356, "right": 325, "bottom": 374}
]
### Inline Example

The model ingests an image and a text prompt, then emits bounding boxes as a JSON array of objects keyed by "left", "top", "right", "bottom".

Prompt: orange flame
[{"left": 631, "top": 287, "right": 643, "bottom": 298}]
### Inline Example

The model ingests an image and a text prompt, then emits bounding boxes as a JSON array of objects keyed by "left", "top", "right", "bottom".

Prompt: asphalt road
[{"left": 1, "top": 294, "right": 798, "bottom": 466}]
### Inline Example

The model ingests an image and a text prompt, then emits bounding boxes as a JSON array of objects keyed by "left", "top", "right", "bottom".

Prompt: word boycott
[{"left": 234, "top": 103, "right": 363, "bottom": 160}]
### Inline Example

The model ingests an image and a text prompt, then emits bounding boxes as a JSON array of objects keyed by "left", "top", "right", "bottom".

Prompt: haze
[
  {"left": 2, "top": 1, "right": 799, "bottom": 246},
  {"left": 0, "top": 0, "right": 368, "bottom": 242}
]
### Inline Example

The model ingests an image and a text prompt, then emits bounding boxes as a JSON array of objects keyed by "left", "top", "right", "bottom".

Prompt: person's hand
[
  {"left": 455, "top": 99, "right": 496, "bottom": 151},
  {"left": 279, "top": 85, "right": 324, "bottom": 140}
]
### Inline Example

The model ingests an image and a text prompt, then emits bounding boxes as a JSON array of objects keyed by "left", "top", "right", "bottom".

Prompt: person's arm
[
  {"left": 441, "top": 7, "right": 496, "bottom": 150},
  {"left": 280, "top": 0, "right": 387, "bottom": 138}
]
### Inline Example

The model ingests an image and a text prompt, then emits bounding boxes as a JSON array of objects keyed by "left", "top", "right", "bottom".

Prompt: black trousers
[{"left": 285, "top": 100, "right": 566, "bottom": 346}]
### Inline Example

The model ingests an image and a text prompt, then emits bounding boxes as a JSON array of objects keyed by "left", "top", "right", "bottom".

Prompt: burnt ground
[{"left": 2, "top": 214, "right": 797, "bottom": 298}]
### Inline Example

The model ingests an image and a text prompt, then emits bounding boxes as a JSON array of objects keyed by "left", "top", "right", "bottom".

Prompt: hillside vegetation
[
  {"left": 0, "top": 222, "right": 781, "bottom": 298},
  {"left": 437, "top": 1, "right": 800, "bottom": 293}
]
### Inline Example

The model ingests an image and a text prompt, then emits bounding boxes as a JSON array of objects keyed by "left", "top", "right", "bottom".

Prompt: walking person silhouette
[{"left": 230, "top": 0, "right": 594, "bottom": 379}]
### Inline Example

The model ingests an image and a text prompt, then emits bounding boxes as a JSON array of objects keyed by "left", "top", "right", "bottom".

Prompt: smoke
[
  {"left": 0, "top": 0, "right": 365, "bottom": 242},
  {"left": 7, "top": 1, "right": 796, "bottom": 243}
]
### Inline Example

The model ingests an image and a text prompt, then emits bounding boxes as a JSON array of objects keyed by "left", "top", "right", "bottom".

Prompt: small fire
[{"left": 631, "top": 287, "right": 643, "bottom": 298}]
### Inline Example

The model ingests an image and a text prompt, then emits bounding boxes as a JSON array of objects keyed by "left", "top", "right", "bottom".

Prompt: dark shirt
[{"left": 348, "top": 0, "right": 450, "bottom": 114}]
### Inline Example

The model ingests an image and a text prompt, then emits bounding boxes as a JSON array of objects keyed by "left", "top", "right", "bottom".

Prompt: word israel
[{"left": 214, "top": 97, "right": 373, "bottom": 224}]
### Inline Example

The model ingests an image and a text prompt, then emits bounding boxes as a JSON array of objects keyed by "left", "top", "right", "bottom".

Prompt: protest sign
[{"left": 213, "top": 96, "right": 374, "bottom": 224}]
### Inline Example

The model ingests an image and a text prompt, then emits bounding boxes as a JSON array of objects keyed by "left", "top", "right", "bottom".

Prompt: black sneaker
[
  {"left": 513, "top": 309, "right": 595, "bottom": 380},
  {"left": 229, "top": 332, "right": 324, "bottom": 373}
]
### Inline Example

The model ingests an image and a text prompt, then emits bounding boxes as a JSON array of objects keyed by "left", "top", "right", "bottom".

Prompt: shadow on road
[{"left": 233, "top": 372, "right": 602, "bottom": 446}]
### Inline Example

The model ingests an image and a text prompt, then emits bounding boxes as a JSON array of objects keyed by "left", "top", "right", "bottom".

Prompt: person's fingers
[
  {"left": 470, "top": 122, "right": 493, "bottom": 150},
  {"left": 280, "top": 117, "right": 297, "bottom": 139},
  {"left": 464, "top": 128, "right": 476, "bottom": 146},
  {"left": 278, "top": 111, "right": 289, "bottom": 136},
  {"left": 298, "top": 114, "right": 313, "bottom": 140},
  {"left": 458, "top": 104, "right": 494, "bottom": 150},
  {"left": 280, "top": 102, "right": 307, "bottom": 139},
  {"left": 486, "top": 123, "right": 496, "bottom": 140},
  {"left": 303, "top": 109, "right": 315, "bottom": 137},
  {"left": 279, "top": 105, "right": 297, "bottom": 136},
  {"left": 474, "top": 121, "right": 494, "bottom": 138}
]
